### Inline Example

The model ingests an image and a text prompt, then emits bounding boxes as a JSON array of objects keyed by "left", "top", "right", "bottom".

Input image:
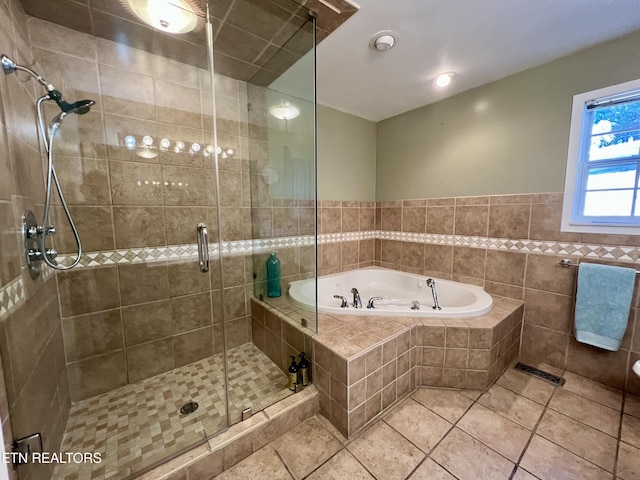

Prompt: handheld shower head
[
  {"left": 65, "top": 99, "right": 95, "bottom": 115},
  {"left": 49, "top": 99, "right": 96, "bottom": 130},
  {"left": 46, "top": 89, "right": 95, "bottom": 116}
]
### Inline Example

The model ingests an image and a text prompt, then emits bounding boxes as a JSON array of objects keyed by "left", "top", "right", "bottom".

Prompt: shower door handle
[{"left": 196, "top": 223, "right": 209, "bottom": 273}]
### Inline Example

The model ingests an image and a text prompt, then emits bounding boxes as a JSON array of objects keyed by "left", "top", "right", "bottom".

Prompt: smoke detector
[{"left": 369, "top": 30, "right": 398, "bottom": 52}]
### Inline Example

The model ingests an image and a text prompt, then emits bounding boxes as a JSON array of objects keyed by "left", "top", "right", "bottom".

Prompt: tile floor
[
  {"left": 213, "top": 361, "right": 640, "bottom": 479},
  {"left": 54, "top": 343, "right": 290, "bottom": 480}
]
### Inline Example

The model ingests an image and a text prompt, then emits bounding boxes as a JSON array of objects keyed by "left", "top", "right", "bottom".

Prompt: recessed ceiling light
[
  {"left": 270, "top": 104, "right": 300, "bottom": 120},
  {"left": 435, "top": 72, "right": 455, "bottom": 88},
  {"left": 369, "top": 30, "right": 399, "bottom": 52},
  {"left": 121, "top": 0, "right": 202, "bottom": 34}
]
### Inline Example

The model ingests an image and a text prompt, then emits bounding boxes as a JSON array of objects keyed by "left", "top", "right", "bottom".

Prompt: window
[{"left": 562, "top": 78, "right": 640, "bottom": 234}]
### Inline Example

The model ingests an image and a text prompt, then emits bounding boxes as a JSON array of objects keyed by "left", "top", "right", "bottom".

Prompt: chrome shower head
[
  {"left": 68, "top": 99, "right": 95, "bottom": 115},
  {"left": 49, "top": 99, "right": 96, "bottom": 130},
  {"left": 56, "top": 98, "right": 95, "bottom": 115},
  {"left": 0, "top": 53, "right": 95, "bottom": 116}
]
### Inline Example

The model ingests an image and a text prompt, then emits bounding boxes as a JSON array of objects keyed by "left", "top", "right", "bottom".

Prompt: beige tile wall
[
  {"left": 250, "top": 298, "right": 314, "bottom": 375},
  {"left": 0, "top": 1, "right": 70, "bottom": 479},
  {"left": 19, "top": 15, "right": 318, "bottom": 401},
  {"left": 20, "top": 16, "right": 261, "bottom": 401},
  {"left": 317, "top": 200, "right": 376, "bottom": 275},
  {"left": 370, "top": 193, "right": 640, "bottom": 394}
]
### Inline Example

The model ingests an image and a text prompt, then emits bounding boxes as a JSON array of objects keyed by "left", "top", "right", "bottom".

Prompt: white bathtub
[{"left": 288, "top": 267, "right": 493, "bottom": 318}]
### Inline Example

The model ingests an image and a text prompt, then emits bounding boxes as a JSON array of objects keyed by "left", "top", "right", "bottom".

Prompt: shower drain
[
  {"left": 179, "top": 402, "right": 199, "bottom": 415},
  {"left": 514, "top": 362, "right": 565, "bottom": 386}
]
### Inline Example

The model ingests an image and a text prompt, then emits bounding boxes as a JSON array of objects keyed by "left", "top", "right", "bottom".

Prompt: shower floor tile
[{"left": 53, "top": 343, "right": 290, "bottom": 480}]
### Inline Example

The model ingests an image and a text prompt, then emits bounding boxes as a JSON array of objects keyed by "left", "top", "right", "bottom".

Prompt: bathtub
[{"left": 288, "top": 267, "right": 493, "bottom": 318}]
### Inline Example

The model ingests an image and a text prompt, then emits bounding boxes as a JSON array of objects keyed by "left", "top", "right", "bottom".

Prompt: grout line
[
  {"left": 511, "top": 384, "right": 558, "bottom": 475},
  {"left": 613, "top": 390, "right": 626, "bottom": 480},
  {"left": 272, "top": 447, "right": 295, "bottom": 480}
]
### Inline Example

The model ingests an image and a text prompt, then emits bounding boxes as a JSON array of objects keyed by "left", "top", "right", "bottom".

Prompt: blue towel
[{"left": 575, "top": 262, "right": 636, "bottom": 351}]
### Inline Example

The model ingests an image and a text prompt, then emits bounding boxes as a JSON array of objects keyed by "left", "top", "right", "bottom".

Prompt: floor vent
[
  {"left": 514, "top": 362, "right": 565, "bottom": 386},
  {"left": 179, "top": 402, "right": 199, "bottom": 415}
]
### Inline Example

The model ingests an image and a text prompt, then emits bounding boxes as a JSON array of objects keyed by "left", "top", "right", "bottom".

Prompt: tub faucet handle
[
  {"left": 367, "top": 296, "right": 383, "bottom": 309},
  {"left": 333, "top": 295, "right": 349, "bottom": 308}
]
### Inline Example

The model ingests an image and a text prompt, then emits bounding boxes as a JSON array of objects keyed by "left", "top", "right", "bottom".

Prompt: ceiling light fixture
[
  {"left": 369, "top": 30, "right": 398, "bottom": 52},
  {"left": 120, "top": 0, "right": 203, "bottom": 34},
  {"left": 269, "top": 104, "right": 300, "bottom": 120},
  {"left": 435, "top": 72, "right": 455, "bottom": 88}
]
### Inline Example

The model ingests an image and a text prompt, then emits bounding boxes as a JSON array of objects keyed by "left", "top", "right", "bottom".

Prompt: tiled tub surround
[
  {"left": 373, "top": 193, "right": 640, "bottom": 396},
  {"left": 251, "top": 294, "right": 522, "bottom": 437},
  {"left": 250, "top": 297, "right": 317, "bottom": 376}
]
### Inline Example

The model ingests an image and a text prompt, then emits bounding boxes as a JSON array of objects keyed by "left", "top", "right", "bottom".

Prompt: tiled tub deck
[{"left": 251, "top": 295, "right": 524, "bottom": 437}]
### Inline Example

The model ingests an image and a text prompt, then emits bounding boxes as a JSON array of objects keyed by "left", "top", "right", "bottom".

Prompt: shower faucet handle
[
  {"left": 25, "top": 225, "right": 56, "bottom": 239},
  {"left": 26, "top": 248, "right": 58, "bottom": 265}
]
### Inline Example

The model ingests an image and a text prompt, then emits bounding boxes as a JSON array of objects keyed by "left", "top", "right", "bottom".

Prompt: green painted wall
[
  {"left": 376, "top": 30, "right": 640, "bottom": 201},
  {"left": 318, "top": 104, "right": 377, "bottom": 200}
]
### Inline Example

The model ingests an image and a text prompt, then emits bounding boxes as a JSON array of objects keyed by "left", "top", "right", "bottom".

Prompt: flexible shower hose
[{"left": 36, "top": 95, "right": 83, "bottom": 270}]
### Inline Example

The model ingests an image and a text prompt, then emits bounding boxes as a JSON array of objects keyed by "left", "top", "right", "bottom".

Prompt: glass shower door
[
  {"left": 248, "top": 15, "right": 317, "bottom": 331},
  {"left": 0, "top": 0, "right": 318, "bottom": 478},
  {"left": 0, "top": 5, "right": 230, "bottom": 479},
  {"left": 213, "top": 5, "right": 317, "bottom": 423}
]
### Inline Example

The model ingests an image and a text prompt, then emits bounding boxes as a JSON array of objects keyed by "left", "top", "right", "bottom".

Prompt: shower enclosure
[{"left": 0, "top": 0, "right": 318, "bottom": 479}]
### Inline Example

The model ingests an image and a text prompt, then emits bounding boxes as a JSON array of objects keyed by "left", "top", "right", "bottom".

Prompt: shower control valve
[
  {"left": 25, "top": 225, "right": 56, "bottom": 238},
  {"left": 27, "top": 248, "right": 58, "bottom": 262},
  {"left": 25, "top": 225, "right": 39, "bottom": 239}
]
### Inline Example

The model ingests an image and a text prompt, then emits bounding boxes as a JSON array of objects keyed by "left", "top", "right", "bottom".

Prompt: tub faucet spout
[
  {"left": 351, "top": 288, "right": 362, "bottom": 308},
  {"left": 426, "top": 278, "right": 442, "bottom": 310}
]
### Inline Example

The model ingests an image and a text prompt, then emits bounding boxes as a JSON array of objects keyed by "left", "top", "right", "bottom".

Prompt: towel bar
[{"left": 559, "top": 258, "right": 640, "bottom": 275}]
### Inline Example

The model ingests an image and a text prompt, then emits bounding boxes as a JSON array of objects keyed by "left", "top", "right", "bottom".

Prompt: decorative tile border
[
  {"left": 0, "top": 276, "right": 24, "bottom": 320},
  {"left": 2, "top": 229, "right": 639, "bottom": 320},
  {"left": 48, "top": 230, "right": 640, "bottom": 268},
  {"left": 376, "top": 231, "right": 640, "bottom": 263}
]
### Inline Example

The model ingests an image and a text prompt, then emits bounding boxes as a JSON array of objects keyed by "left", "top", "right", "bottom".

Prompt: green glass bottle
[{"left": 266, "top": 252, "right": 281, "bottom": 298}]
